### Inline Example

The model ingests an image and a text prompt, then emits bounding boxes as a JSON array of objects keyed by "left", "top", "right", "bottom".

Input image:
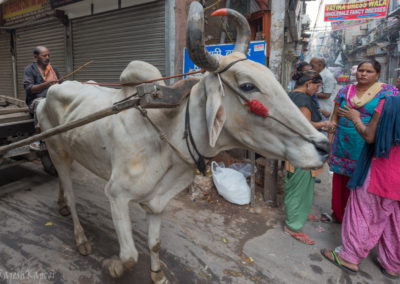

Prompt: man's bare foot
[{"left": 284, "top": 226, "right": 314, "bottom": 245}]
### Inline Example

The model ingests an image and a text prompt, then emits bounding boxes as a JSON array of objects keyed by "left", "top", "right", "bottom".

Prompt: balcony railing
[{"left": 389, "top": 1, "right": 400, "bottom": 17}]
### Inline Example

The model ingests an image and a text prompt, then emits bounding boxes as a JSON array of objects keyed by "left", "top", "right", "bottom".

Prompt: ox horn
[
  {"left": 211, "top": 8, "right": 251, "bottom": 54},
  {"left": 186, "top": 2, "right": 251, "bottom": 72},
  {"left": 186, "top": 2, "right": 220, "bottom": 71}
]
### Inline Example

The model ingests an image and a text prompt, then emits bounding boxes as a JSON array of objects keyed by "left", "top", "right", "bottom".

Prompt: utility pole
[
  {"left": 266, "top": 0, "right": 286, "bottom": 207},
  {"left": 269, "top": 0, "right": 285, "bottom": 81}
]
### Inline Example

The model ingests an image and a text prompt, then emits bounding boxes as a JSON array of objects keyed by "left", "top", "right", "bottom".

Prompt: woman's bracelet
[{"left": 353, "top": 119, "right": 365, "bottom": 132}]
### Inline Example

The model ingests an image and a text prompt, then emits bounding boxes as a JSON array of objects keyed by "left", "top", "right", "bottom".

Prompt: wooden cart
[
  {"left": 0, "top": 95, "right": 57, "bottom": 175},
  {"left": 0, "top": 78, "right": 201, "bottom": 177}
]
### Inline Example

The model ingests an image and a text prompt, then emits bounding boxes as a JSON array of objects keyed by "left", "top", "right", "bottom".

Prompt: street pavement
[{"left": 0, "top": 161, "right": 398, "bottom": 284}]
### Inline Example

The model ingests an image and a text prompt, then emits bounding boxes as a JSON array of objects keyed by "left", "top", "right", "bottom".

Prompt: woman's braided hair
[{"left": 293, "top": 70, "right": 322, "bottom": 88}]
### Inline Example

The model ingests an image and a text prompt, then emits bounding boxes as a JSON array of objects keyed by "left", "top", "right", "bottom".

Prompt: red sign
[
  {"left": 331, "top": 20, "right": 368, "bottom": 31},
  {"left": 51, "top": 0, "right": 83, "bottom": 8},
  {"left": 2, "top": 0, "right": 50, "bottom": 20},
  {"left": 324, "top": 0, "right": 389, "bottom": 22}
]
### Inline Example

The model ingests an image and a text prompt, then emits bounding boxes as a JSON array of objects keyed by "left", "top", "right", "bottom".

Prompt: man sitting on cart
[{"left": 23, "top": 46, "right": 61, "bottom": 150}]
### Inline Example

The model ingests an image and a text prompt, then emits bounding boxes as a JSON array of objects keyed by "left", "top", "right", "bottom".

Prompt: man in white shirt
[{"left": 310, "top": 58, "right": 337, "bottom": 117}]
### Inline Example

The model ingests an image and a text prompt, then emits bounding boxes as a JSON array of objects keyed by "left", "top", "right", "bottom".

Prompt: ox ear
[{"left": 204, "top": 76, "right": 226, "bottom": 147}]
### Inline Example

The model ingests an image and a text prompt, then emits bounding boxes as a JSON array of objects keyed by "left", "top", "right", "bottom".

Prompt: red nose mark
[
  {"left": 245, "top": 99, "right": 269, "bottom": 118},
  {"left": 211, "top": 9, "right": 228, "bottom": 16}
]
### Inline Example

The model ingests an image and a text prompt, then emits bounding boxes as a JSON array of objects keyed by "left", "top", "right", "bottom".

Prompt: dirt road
[{"left": 0, "top": 162, "right": 396, "bottom": 284}]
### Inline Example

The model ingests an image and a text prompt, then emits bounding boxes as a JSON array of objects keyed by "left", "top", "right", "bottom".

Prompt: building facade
[
  {"left": 309, "top": 0, "right": 400, "bottom": 85},
  {"left": 0, "top": 0, "right": 311, "bottom": 100}
]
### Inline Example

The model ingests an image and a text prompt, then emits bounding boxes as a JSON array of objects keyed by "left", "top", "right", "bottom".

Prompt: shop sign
[
  {"left": 2, "top": 0, "right": 50, "bottom": 20},
  {"left": 50, "top": 0, "right": 83, "bottom": 8},
  {"left": 324, "top": 0, "right": 389, "bottom": 22},
  {"left": 183, "top": 41, "right": 267, "bottom": 75},
  {"left": 331, "top": 20, "right": 368, "bottom": 31}
]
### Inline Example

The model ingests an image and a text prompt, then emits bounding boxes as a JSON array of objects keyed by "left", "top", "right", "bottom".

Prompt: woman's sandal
[
  {"left": 380, "top": 267, "right": 399, "bottom": 279},
  {"left": 284, "top": 226, "right": 315, "bottom": 245},
  {"left": 374, "top": 259, "right": 399, "bottom": 279},
  {"left": 320, "top": 248, "right": 358, "bottom": 275}
]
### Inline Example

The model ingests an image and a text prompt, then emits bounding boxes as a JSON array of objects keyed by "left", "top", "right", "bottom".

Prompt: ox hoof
[
  {"left": 77, "top": 241, "right": 92, "bottom": 256},
  {"left": 151, "top": 270, "right": 169, "bottom": 284},
  {"left": 58, "top": 205, "right": 71, "bottom": 216},
  {"left": 102, "top": 257, "right": 124, "bottom": 278},
  {"left": 123, "top": 258, "right": 136, "bottom": 271}
]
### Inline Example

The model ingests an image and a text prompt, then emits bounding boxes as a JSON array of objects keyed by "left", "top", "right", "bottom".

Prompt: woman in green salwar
[{"left": 284, "top": 70, "right": 335, "bottom": 245}]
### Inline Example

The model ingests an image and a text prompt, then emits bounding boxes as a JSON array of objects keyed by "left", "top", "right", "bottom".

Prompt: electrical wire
[{"left": 311, "top": 0, "right": 324, "bottom": 40}]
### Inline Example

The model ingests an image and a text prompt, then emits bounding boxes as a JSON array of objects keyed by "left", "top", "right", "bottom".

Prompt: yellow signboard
[{"left": 2, "top": 0, "right": 50, "bottom": 20}]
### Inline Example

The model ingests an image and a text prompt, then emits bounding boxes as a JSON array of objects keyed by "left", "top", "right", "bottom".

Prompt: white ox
[{"left": 37, "top": 3, "right": 329, "bottom": 283}]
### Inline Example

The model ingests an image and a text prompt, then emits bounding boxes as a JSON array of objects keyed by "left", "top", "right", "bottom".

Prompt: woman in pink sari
[
  {"left": 325, "top": 60, "right": 399, "bottom": 223},
  {"left": 321, "top": 95, "right": 400, "bottom": 279}
]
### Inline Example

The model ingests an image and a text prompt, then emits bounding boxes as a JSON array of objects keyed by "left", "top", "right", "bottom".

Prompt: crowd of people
[
  {"left": 284, "top": 57, "right": 400, "bottom": 279},
  {"left": 23, "top": 44, "right": 399, "bottom": 279}
]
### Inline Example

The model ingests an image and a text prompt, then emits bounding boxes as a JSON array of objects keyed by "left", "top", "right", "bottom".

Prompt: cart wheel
[{"left": 40, "top": 151, "right": 58, "bottom": 177}]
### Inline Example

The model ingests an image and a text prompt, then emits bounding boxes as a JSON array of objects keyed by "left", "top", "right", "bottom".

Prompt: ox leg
[
  {"left": 148, "top": 213, "right": 169, "bottom": 284},
  {"left": 103, "top": 192, "right": 137, "bottom": 278},
  {"left": 48, "top": 149, "right": 92, "bottom": 256},
  {"left": 57, "top": 183, "right": 71, "bottom": 216}
]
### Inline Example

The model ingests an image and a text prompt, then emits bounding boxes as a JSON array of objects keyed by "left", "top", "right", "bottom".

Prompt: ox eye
[{"left": 239, "top": 83, "right": 258, "bottom": 92}]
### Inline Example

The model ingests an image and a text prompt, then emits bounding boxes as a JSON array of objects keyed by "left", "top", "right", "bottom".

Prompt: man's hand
[
  {"left": 46, "top": 80, "right": 59, "bottom": 88},
  {"left": 31, "top": 80, "right": 59, "bottom": 94}
]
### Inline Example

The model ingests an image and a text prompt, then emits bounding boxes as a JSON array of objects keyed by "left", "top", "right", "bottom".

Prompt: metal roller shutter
[
  {"left": 16, "top": 19, "right": 66, "bottom": 101},
  {"left": 0, "top": 32, "right": 15, "bottom": 97},
  {"left": 71, "top": 1, "right": 165, "bottom": 84}
]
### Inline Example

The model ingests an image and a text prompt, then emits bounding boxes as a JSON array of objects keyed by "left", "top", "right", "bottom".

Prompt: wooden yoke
[
  {"left": 0, "top": 77, "right": 201, "bottom": 158},
  {"left": 138, "top": 77, "right": 200, "bottom": 108}
]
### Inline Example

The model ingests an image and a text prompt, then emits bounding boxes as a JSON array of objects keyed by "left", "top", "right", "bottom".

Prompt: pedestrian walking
[
  {"left": 284, "top": 70, "right": 334, "bottom": 245},
  {"left": 321, "top": 95, "right": 400, "bottom": 279},
  {"left": 323, "top": 60, "right": 399, "bottom": 223},
  {"left": 310, "top": 57, "right": 337, "bottom": 117},
  {"left": 288, "top": 61, "right": 312, "bottom": 92}
]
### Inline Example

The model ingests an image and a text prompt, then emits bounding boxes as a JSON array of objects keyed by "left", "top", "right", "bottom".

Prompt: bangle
[{"left": 353, "top": 120, "right": 364, "bottom": 131}]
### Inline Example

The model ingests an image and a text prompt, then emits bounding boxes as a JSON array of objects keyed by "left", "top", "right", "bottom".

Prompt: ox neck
[
  {"left": 184, "top": 93, "right": 213, "bottom": 174},
  {"left": 143, "top": 80, "right": 235, "bottom": 172}
]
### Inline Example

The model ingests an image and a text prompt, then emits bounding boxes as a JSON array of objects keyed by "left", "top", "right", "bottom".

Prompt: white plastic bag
[
  {"left": 211, "top": 161, "right": 250, "bottom": 205},
  {"left": 229, "top": 163, "right": 257, "bottom": 177}
]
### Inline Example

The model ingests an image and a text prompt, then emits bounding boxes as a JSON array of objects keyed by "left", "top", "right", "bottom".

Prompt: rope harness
[
  {"left": 82, "top": 70, "right": 204, "bottom": 87},
  {"left": 184, "top": 59, "right": 317, "bottom": 174},
  {"left": 110, "top": 59, "right": 318, "bottom": 175},
  {"left": 218, "top": 71, "right": 316, "bottom": 144}
]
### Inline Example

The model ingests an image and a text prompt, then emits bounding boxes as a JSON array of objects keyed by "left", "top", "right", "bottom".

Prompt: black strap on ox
[
  {"left": 183, "top": 58, "right": 247, "bottom": 175},
  {"left": 184, "top": 57, "right": 323, "bottom": 175},
  {"left": 217, "top": 58, "right": 247, "bottom": 74},
  {"left": 184, "top": 94, "right": 214, "bottom": 175}
]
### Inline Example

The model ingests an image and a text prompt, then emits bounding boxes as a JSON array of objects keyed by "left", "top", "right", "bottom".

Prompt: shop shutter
[
  {"left": 71, "top": 1, "right": 165, "bottom": 84},
  {"left": 0, "top": 32, "right": 15, "bottom": 97},
  {"left": 15, "top": 19, "right": 66, "bottom": 101}
]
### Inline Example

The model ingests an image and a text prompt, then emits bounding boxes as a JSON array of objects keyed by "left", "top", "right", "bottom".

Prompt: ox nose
[{"left": 313, "top": 140, "right": 331, "bottom": 163}]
